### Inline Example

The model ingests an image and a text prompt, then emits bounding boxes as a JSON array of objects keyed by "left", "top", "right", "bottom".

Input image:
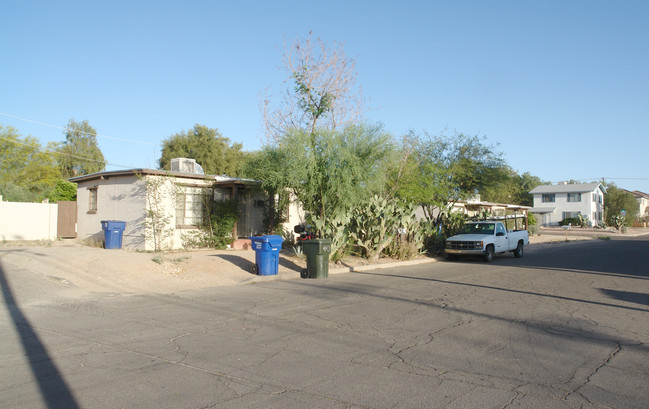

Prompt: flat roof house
[
  {"left": 529, "top": 182, "right": 605, "bottom": 227},
  {"left": 70, "top": 161, "right": 269, "bottom": 251}
]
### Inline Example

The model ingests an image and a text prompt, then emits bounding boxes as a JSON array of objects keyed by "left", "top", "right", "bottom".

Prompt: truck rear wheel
[
  {"left": 484, "top": 245, "right": 494, "bottom": 262},
  {"left": 514, "top": 242, "right": 524, "bottom": 258}
]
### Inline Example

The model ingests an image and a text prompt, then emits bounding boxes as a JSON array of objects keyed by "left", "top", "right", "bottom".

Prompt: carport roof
[{"left": 529, "top": 207, "right": 556, "bottom": 213}]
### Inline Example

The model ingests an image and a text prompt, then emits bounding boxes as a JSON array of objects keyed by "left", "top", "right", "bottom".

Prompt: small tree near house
[{"left": 142, "top": 175, "right": 177, "bottom": 251}]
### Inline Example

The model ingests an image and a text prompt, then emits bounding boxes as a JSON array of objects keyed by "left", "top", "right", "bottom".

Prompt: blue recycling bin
[
  {"left": 249, "top": 235, "right": 284, "bottom": 275},
  {"left": 101, "top": 220, "right": 126, "bottom": 249}
]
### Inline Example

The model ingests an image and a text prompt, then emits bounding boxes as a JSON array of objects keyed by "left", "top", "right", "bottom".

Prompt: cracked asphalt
[{"left": 1, "top": 234, "right": 648, "bottom": 408}]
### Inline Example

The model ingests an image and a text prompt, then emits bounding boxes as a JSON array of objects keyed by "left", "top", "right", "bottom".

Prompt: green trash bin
[{"left": 301, "top": 239, "right": 332, "bottom": 279}]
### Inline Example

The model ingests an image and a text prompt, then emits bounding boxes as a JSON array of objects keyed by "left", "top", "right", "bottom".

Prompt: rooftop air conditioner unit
[{"left": 170, "top": 158, "right": 204, "bottom": 175}]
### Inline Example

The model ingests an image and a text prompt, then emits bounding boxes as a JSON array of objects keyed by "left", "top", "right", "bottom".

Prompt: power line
[
  {"left": 600, "top": 177, "right": 649, "bottom": 181},
  {"left": 0, "top": 112, "right": 155, "bottom": 146},
  {"left": 572, "top": 177, "right": 649, "bottom": 182},
  {"left": 0, "top": 135, "right": 135, "bottom": 169}
]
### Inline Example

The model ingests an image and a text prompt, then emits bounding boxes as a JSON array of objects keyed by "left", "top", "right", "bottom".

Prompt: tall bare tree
[{"left": 261, "top": 32, "right": 365, "bottom": 142}]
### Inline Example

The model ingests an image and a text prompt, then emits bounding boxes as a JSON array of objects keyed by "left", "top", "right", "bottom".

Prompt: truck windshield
[{"left": 460, "top": 223, "right": 495, "bottom": 235}]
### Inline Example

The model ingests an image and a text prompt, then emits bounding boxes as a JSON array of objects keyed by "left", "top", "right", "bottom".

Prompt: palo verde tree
[
  {"left": 247, "top": 33, "right": 381, "bottom": 245},
  {"left": 242, "top": 124, "right": 394, "bottom": 226},
  {"left": 159, "top": 124, "right": 245, "bottom": 176},
  {"left": 57, "top": 119, "right": 106, "bottom": 178}
]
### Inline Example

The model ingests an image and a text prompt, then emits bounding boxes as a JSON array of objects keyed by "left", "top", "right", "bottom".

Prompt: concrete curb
[
  {"left": 243, "top": 257, "right": 440, "bottom": 284},
  {"left": 329, "top": 257, "right": 439, "bottom": 274}
]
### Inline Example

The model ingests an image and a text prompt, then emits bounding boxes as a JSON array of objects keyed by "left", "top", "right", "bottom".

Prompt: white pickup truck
[{"left": 445, "top": 221, "right": 529, "bottom": 262}]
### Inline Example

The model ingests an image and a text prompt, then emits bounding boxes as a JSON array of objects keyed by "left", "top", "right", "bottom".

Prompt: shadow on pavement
[
  {"left": 0, "top": 259, "right": 80, "bottom": 409},
  {"left": 599, "top": 288, "right": 649, "bottom": 306},
  {"left": 211, "top": 254, "right": 256, "bottom": 275}
]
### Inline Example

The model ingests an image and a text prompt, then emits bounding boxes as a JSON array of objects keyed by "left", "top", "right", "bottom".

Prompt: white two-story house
[{"left": 529, "top": 182, "right": 606, "bottom": 227}]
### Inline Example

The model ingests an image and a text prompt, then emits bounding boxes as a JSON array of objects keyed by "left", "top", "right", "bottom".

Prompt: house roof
[
  {"left": 69, "top": 169, "right": 259, "bottom": 185},
  {"left": 631, "top": 190, "right": 649, "bottom": 199},
  {"left": 529, "top": 182, "right": 604, "bottom": 194}
]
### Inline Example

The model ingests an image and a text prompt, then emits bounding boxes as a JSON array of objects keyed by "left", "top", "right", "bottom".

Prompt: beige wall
[
  {"left": 76, "top": 175, "right": 147, "bottom": 249},
  {"left": 0, "top": 201, "right": 58, "bottom": 241}
]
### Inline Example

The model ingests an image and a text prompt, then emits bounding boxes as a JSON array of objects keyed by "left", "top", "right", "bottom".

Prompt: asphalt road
[{"left": 1, "top": 236, "right": 648, "bottom": 408}]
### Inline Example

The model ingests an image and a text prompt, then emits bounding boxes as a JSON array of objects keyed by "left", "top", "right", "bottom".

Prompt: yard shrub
[
  {"left": 559, "top": 217, "right": 580, "bottom": 227},
  {"left": 209, "top": 199, "right": 239, "bottom": 249}
]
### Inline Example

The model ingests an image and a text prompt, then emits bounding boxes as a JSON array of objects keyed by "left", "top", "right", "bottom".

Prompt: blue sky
[{"left": 2, "top": 1, "right": 648, "bottom": 194}]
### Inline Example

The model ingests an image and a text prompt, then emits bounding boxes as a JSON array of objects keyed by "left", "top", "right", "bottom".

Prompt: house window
[
  {"left": 562, "top": 211, "right": 580, "bottom": 219},
  {"left": 88, "top": 187, "right": 97, "bottom": 213},
  {"left": 542, "top": 194, "right": 555, "bottom": 203},
  {"left": 567, "top": 193, "right": 581, "bottom": 202},
  {"left": 176, "top": 187, "right": 210, "bottom": 227}
]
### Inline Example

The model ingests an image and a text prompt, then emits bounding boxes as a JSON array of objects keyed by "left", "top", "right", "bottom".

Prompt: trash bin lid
[
  {"left": 266, "top": 235, "right": 284, "bottom": 247},
  {"left": 249, "top": 235, "right": 269, "bottom": 242}
]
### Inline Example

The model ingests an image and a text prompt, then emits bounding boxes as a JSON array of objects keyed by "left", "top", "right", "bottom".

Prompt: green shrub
[
  {"left": 209, "top": 199, "right": 239, "bottom": 249},
  {"left": 559, "top": 217, "right": 580, "bottom": 227},
  {"left": 528, "top": 225, "right": 539, "bottom": 236}
]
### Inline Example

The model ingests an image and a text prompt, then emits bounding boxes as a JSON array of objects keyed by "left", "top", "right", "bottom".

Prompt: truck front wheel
[
  {"left": 484, "top": 245, "right": 494, "bottom": 262},
  {"left": 514, "top": 242, "right": 524, "bottom": 258}
]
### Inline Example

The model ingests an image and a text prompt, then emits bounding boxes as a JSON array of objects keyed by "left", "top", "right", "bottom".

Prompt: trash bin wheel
[
  {"left": 300, "top": 269, "right": 309, "bottom": 279},
  {"left": 251, "top": 264, "right": 259, "bottom": 275}
]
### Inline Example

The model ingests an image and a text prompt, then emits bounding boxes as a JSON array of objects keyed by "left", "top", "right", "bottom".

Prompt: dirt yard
[{"left": 2, "top": 227, "right": 645, "bottom": 296}]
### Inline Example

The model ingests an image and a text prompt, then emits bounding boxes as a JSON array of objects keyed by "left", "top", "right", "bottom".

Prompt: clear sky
[{"left": 2, "top": 1, "right": 648, "bottom": 194}]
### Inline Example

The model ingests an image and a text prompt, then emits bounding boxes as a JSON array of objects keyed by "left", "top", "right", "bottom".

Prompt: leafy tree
[
  {"left": 390, "top": 131, "right": 504, "bottom": 221},
  {"left": 57, "top": 119, "right": 106, "bottom": 178},
  {"left": 0, "top": 125, "right": 60, "bottom": 201},
  {"left": 480, "top": 168, "right": 546, "bottom": 206},
  {"left": 46, "top": 179, "right": 77, "bottom": 202},
  {"left": 604, "top": 184, "right": 638, "bottom": 228},
  {"left": 159, "top": 124, "right": 245, "bottom": 176}
]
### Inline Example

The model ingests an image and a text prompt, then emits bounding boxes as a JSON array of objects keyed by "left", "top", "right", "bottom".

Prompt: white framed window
[
  {"left": 542, "top": 194, "right": 555, "bottom": 203},
  {"left": 567, "top": 193, "right": 581, "bottom": 202},
  {"left": 176, "top": 186, "right": 210, "bottom": 227}
]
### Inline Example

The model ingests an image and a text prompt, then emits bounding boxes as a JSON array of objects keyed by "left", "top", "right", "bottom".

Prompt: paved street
[{"left": 1, "top": 236, "right": 648, "bottom": 408}]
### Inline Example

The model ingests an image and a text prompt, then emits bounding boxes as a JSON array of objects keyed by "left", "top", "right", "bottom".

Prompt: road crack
[{"left": 563, "top": 341, "right": 621, "bottom": 402}]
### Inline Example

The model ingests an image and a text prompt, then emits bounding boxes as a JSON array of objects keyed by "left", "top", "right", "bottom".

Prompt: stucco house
[
  {"left": 70, "top": 159, "right": 277, "bottom": 251},
  {"left": 529, "top": 182, "right": 605, "bottom": 227}
]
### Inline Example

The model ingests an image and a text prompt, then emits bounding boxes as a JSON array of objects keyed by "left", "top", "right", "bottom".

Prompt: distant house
[
  {"left": 529, "top": 182, "right": 605, "bottom": 227},
  {"left": 70, "top": 159, "right": 278, "bottom": 251},
  {"left": 623, "top": 189, "right": 649, "bottom": 224}
]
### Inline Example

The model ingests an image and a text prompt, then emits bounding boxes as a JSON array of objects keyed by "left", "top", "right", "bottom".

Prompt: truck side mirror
[{"left": 496, "top": 232, "right": 506, "bottom": 237}]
